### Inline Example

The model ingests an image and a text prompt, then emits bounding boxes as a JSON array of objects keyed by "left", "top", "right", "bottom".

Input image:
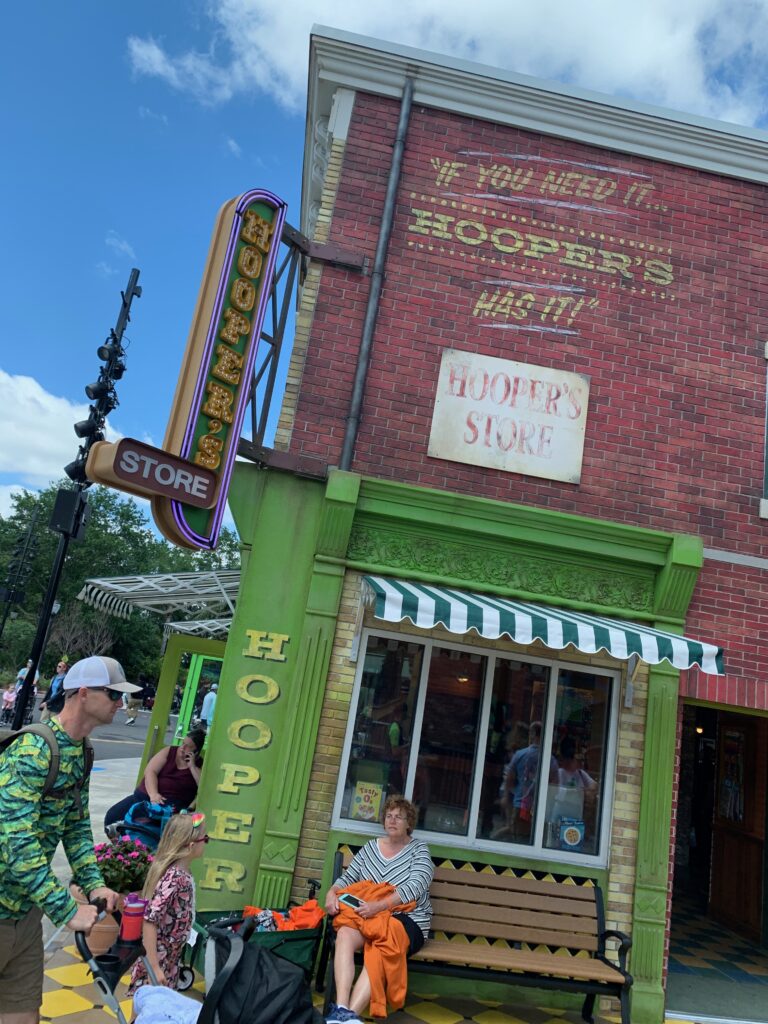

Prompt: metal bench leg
[
  {"left": 581, "top": 993, "right": 596, "bottom": 1024},
  {"left": 322, "top": 951, "right": 336, "bottom": 1015},
  {"left": 619, "top": 986, "right": 631, "bottom": 1024}
]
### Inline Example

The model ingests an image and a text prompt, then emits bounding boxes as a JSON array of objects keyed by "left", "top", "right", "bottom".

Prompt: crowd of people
[{"left": 0, "top": 649, "right": 598, "bottom": 1024}]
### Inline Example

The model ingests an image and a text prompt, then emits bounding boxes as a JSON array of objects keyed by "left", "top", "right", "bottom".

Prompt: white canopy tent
[{"left": 77, "top": 570, "right": 240, "bottom": 637}]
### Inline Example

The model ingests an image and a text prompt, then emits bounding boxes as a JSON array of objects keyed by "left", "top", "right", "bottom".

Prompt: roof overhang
[{"left": 304, "top": 26, "right": 768, "bottom": 234}]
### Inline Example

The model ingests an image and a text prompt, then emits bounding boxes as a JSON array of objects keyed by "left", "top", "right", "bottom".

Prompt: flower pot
[{"left": 69, "top": 883, "right": 120, "bottom": 956}]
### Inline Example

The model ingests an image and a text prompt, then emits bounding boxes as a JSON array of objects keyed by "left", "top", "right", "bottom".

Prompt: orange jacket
[{"left": 333, "top": 880, "right": 416, "bottom": 1017}]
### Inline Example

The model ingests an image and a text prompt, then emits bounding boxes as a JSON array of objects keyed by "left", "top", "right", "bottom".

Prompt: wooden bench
[{"left": 318, "top": 853, "right": 632, "bottom": 1024}]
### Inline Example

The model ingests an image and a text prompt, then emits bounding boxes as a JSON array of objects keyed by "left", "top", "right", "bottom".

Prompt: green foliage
[{"left": 0, "top": 483, "right": 240, "bottom": 678}]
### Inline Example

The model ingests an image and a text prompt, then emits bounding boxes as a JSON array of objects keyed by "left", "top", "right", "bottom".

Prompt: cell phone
[{"left": 338, "top": 893, "right": 364, "bottom": 910}]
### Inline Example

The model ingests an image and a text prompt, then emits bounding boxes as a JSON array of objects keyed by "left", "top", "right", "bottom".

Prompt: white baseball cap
[{"left": 63, "top": 656, "right": 142, "bottom": 694}]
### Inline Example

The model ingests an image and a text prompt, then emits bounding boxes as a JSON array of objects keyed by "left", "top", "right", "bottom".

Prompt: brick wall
[
  {"left": 291, "top": 569, "right": 644, "bottom": 942},
  {"left": 284, "top": 91, "right": 768, "bottom": 708},
  {"left": 682, "top": 558, "right": 768, "bottom": 708}
]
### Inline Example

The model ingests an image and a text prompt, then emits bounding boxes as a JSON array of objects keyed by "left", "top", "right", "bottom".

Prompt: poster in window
[
  {"left": 351, "top": 781, "right": 384, "bottom": 822},
  {"left": 559, "top": 817, "right": 585, "bottom": 852}
]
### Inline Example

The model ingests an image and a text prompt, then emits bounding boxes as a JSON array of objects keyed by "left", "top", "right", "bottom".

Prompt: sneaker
[
  {"left": 325, "top": 1004, "right": 362, "bottom": 1024},
  {"left": 125, "top": 717, "right": 136, "bottom": 725}
]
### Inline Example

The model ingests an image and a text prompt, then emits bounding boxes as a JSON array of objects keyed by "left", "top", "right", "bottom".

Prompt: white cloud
[
  {"left": 0, "top": 371, "right": 122, "bottom": 490},
  {"left": 106, "top": 231, "right": 136, "bottom": 260},
  {"left": 95, "top": 260, "right": 118, "bottom": 278},
  {"left": 138, "top": 105, "right": 169, "bottom": 125},
  {"left": 126, "top": 1, "right": 768, "bottom": 125},
  {"left": 127, "top": 34, "right": 236, "bottom": 105},
  {"left": 0, "top": 484, "right": 27, "bottom": 518},
  {"left": 225, "top": 135, "right": 242, "bottom": 157}
]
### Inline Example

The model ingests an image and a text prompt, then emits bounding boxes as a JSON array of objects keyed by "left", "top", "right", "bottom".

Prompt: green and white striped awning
[{"left": 363, "top": 576, "right": 725, "bottom": 675}]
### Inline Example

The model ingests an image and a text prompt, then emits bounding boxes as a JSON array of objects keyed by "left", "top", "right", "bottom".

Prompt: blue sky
[{"left": 3, "top": 0, "right": 768, "bottom": 519}]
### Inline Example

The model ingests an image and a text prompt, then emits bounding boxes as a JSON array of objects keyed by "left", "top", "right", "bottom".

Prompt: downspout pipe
[{"left": 339, "top": 75, "right": 415, "bottom": 471}]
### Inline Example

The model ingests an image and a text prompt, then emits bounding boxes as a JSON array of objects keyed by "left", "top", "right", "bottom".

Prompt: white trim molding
[{"left": 303, "top": 26, "right": 768, "bottom": 233}]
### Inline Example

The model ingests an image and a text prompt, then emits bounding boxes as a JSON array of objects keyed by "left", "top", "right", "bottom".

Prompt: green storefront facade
[{"left": 189, "top": 463, "right": 709, "bottom": 1022}]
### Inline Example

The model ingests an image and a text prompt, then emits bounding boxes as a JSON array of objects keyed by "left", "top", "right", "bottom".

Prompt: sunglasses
[{"left": 90, "top": 687, "right": 123, "bottom": 702}]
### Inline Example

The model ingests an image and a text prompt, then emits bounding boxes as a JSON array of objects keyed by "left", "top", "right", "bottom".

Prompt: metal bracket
[{"left": 282, "top": 222, "right": 367, "bottom": 274}]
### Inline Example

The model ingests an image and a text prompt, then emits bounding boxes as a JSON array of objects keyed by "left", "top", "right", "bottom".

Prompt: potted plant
[
  {"left": 93, "top": 837, "right": 154, "bottom": 895},
  {"left": 70, "top": 838, "right": 154, "bottom": 953}
]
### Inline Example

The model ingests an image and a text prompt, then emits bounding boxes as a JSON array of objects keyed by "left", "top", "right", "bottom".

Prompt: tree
[
  {"left": 48, "top": 603, "right": 115, "bottom": 660},
  {"left": 0, "top": 482, "right": 240, "bottom": 678}
]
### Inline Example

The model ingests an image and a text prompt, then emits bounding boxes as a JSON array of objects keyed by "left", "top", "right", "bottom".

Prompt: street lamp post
[{"left": 12, "top": 269, "right": 141, "bottom": 730}]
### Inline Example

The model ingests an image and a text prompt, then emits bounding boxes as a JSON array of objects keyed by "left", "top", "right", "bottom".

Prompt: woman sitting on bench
[{"left": 323, "top": 796, "right": 433, "bottom": 1024}]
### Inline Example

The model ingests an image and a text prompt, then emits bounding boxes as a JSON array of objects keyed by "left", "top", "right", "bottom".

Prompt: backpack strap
[
  {"left": 0, "top": 724, "right": 94, "bottom": 815},
  {"left": 0, "top": 723, "right": 60, "bottom": 797}
]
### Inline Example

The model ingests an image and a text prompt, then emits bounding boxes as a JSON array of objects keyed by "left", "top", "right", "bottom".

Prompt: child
[
  {"left": 128, "top": 812, "right": 208, "bottom": 992},
  {"left": 0, "top": 683, "right": 15, "bottom": 725}
]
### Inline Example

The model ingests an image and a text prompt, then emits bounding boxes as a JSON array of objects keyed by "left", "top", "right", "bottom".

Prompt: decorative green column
[
  {"left": 193, "top": 465, "right": 359, "bottom": 911},
  {"left": 629, "top": 664, "right": 679, "bottom": 1023},
  {"left": 252, "top": 469, "right": 360, "bottom": 907},
  {"left": 631, "top": 533, "right": 703, "bottom": 1023}
]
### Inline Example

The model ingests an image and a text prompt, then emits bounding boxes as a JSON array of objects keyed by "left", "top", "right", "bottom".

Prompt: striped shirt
[{"left": 335, "top": 838, "right": 434, "bottom": 937}]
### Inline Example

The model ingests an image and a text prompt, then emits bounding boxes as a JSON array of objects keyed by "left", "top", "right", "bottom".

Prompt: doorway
[
  {"left": 139, "top": 633, "right": 226, "bottom": 777},
  {"left": 667, "top": 704, "right": 768, "bottom": 1021}
]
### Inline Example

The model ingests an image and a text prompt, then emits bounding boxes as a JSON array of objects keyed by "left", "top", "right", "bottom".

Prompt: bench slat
[
  {"left": 430, "top": 880, "right": 598, "bottom": 919},
  {"left": 412, "top": 940, "right": 624, "bottom": 984},
  {"left": 431, "top": 868, "right": 597, "bottom": 902},
  {"left": 430, "top": 898, "right": 599, "bottom": 938},
  {"left": 430, "top": 913, "right": 599, "bottom": 951}
]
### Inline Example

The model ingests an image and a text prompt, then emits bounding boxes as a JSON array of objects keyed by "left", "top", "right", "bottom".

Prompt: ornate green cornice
[
  {"left": 347, "top": 524, "right": 654, "bottom": 614},
  {"left": 349, "top": 477, "right": 703, "bottom": 622}
]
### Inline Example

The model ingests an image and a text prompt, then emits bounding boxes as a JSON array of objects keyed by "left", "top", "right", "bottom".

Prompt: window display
[{"left": 335, "top": 631, "right": 618, "bottom": 864}]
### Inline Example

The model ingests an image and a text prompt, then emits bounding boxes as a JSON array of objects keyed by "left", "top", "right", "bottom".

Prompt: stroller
[
  {"left": 77, "top": 903, "right": 323, "bottom": 1024},
  {"left": 181, "top": 880, "right": 325, "bottom": 990},
  {"left": 110, "top": 800, "right": 174, "bottom": 851}
]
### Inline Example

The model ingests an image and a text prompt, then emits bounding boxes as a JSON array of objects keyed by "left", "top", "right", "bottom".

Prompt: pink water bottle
[{"left": 120, "top": 897, "right": 147, "bottom": 943}]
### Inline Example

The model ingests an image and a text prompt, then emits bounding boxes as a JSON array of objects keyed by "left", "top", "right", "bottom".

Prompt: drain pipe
[{"left": 339, "top": 75, "right": 416, "bottom": 471}]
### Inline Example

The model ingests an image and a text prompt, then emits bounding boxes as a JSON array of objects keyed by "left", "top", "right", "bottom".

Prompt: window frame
[{"left": 332, "top": 626, "right": 622, "bottom": 868}]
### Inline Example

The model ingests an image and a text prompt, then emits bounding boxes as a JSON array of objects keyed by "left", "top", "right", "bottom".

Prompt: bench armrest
[{"left": 602, "top": 929, "right": 632, "bottom": 973}]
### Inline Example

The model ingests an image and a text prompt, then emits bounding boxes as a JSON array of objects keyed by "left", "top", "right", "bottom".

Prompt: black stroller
[{"left": 78, "top": 904, "right": 323, "bottom": 1024}]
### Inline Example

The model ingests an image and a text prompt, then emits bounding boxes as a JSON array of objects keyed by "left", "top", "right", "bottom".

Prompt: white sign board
[{"left": 428, "top": 350, "right": 590, "bottom": 484}]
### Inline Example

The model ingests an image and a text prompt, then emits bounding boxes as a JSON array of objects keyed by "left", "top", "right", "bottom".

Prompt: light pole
[{"left": 12, "top": 269, "right": 141, "bottom": 730}]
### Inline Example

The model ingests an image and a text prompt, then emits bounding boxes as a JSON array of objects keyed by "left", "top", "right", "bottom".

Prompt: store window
[{"left": 334, "top": 631, "right": 619, "bottom": 864}]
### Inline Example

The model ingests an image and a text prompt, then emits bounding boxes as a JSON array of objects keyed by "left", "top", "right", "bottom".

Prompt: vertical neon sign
[{"left": 152, "top": 189, "right": 288, "bottom": 549}]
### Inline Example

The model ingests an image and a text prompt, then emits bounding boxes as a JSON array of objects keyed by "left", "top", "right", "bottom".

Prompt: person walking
[
  {"left": 125, "top": 675, "right": 146, "bottom": 724},
  {"left": 200, "top": 683, "right": 218, "bottom": 729},
  {"left": 39, "top": 659, "right": 68, "bottom": 723},
  {"left": 0, "top": 655, "right": 142, "bottom": 1023}
]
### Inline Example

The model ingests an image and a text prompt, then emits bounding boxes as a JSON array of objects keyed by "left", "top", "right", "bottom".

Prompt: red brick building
[{"left": 213, "top": 28, "right": 768, "bottom": 1024}]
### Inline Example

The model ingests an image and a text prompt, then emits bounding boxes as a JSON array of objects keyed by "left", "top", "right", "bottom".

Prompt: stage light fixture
[
  {"left": 63, "top": 458, "right": 88, "bottom": 483},
  {"left": 85, "top": 380, "right": 110, "bottom": 401},
  {"left": 74, "top": 418, "right": 100, "bottom": 439}
]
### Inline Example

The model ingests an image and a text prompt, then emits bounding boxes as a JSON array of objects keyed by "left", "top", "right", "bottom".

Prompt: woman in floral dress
[{"left": 129, "top": 812, "right": 208, "bottom": 992}]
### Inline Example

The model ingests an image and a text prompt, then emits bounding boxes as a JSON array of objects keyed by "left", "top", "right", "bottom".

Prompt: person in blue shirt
[
  {"left": 40, "top": 659, "right": 68, "bottom": 723},
  {"left": 200, "top": 684, "right": 218, "bottom": 728}
]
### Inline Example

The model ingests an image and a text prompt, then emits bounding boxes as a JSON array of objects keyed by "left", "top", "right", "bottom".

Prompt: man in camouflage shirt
[{"left": 0, "top": 656, "right": 141, "bottom": 1022}]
